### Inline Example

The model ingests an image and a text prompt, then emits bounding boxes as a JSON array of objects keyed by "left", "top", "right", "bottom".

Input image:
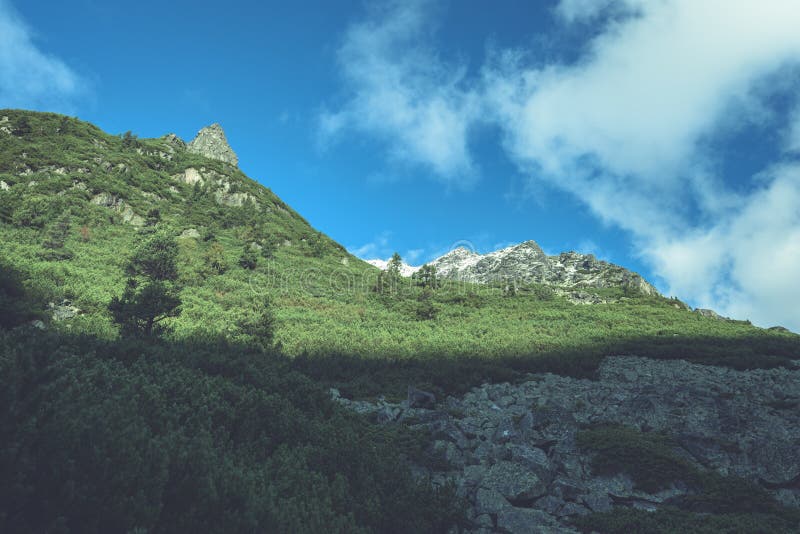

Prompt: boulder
[
  {"left": 48, "top": 300, "right": 80, "bottom": 321},
  {"left": 482, "top": 461, "right": 547, "bottom": 502},
  {"left": 179, "top": 228, "right": 201, "bottom": 239},
  {"left": 695, "top": 308, "right": 725, "bottom": 320},
  {"left": 495, "top": 507, "right": 568, "bottom": 534},
  {"left": 408, "top": 386, "right": 436, "bottom": 409}
]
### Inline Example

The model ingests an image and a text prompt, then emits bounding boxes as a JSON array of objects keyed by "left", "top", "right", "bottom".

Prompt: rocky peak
[
  {"left": 366, "top": 240, "right": 661, "bottom": 297},
  {"left": 187, "top": 123, "right": 238, "bottom": 166}
]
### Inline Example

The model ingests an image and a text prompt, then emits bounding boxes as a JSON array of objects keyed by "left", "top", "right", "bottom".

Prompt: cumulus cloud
[
  {"left": 326, "top": 0, "right": 800, "bottom": 330},
  {"left": 319, "top": 0, "right": 481, "bottom": 186},
  {"left": 0, "top": 0, "right": 85, "bottom": 111},
  {"left": 486, "top": 0, "right": 800, "bottom": 330}
]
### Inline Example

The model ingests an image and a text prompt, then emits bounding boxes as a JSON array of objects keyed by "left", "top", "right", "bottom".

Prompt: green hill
[
  {"left": 1, "top": 110, "right": 799, "bottom": 533},
  {"left": 1, "top": 110, "right": 797, "bottom": 393}
]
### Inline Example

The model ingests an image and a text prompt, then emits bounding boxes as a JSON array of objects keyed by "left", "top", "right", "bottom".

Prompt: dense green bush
[
  {"left": 0, "top": 329, "right": 464, "bottom": 533},
  {"left": 574, "top": 507, "right": 798, "bottom": 534},
  {"left": 575, "top": 425, "right": 800, "bottom": 533}
]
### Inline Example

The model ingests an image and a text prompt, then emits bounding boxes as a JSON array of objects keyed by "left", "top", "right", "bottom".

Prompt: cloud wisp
[
  {"left": 324, "top": 0, "right": 800, "bottom": 331},
  {"left": 0, "top": 0, "right": 85, "bottom": 111},
  {"left": 318, "top": 0, "right": 481, "bottom": 187}
]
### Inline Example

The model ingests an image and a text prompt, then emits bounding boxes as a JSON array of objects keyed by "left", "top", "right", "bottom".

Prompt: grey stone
[
  {"left": 581, "top": 491, "right": 612, "bottom": 512},
  {"left": 425, "top": 241, "right": 659, "bottom": 298},
  {"left": 48, "top": 300, "right": 79, "bottom": 321},
  {"left": 187, "top": 123, "right": 238, "bottom": 166},
  {"left": 336, "top": 355, "right": 800, "bottom": 529},
  {"left": 408, "top": 385, "right": 436, "bottom": 409},
  {"left": 695, "top": 308, "right": 727, "bottom": 320},
  {"left": 179, "top": 228, "right": 201, "bottom": 239},
  {"left": 495, "top": 507, "right": 568, "bottom": 534},
  {"left": 474, "top": 487, "right": 509, "bottom": 515},
  {"left": 473, "top": 514, "right": 493, "bottom": 529},
  {"left": 493, "top": 419, "right": 517, "bottom": 443},
  {"left": 0, "top": 180, "right": 8, "bottom": 191},
  {"left": 162, "top": 133, "right": 186, "bottom": 149},
  {"left": 90, "top": 192, "right": 144, "bottom": 226},
  {"left": 557, "top": 502, "right": 590, "bottom": 517},
  {"left": 482, "top": 461, "right": 546, "bottom": 502},
  {"left": 508, "top": 445, "right": 551, "bottom": 476}
]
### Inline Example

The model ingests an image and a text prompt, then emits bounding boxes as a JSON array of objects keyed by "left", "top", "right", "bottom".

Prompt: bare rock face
[
  {"left": 428, "top": 241, "right": 660, "bottom": 297},
  {"left": 368, "top": 240, "right": 660, "bottom": 298},
  {"left": 187, "top": 123, "right": 238, "bottom": 166}
]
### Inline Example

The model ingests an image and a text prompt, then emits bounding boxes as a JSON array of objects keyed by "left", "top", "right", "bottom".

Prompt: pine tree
[
  {"left": 109, "top": 232, "right": 182, "bottom": 336},
  {"left": 145, "top": 208, "right": 161, "bottom": 227},
  {"left": 238, "top": 296, "right": 276, "bottom": 350},
  {"left": 374, "top": 252, "right": 404, "bottom": 295},
  {"left": 412, "top": 264, "right": 438, "bottom": 290},
  {"left": 205, "top": 242, "right": 228, "bottom": 275},
  {"left": 42, "top": 212, "right": 73, "bottom": 260},
  {"left": 415, "top": 288, "right": 439, "bottom": 320},
  {"left": 239, "top": 244, "right": 259, "bottom": 270},
  {"left": 387, "top": 252, "right": 403, "bottom": 279}
]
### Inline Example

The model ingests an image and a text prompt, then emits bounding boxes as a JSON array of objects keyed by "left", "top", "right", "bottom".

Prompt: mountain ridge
[{"left": 368, "top": 240, "right": 660, "bottom": 297}]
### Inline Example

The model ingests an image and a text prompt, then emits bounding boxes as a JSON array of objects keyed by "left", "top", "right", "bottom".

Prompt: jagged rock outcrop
[
  {"left": 162, "top": 133, "right": 186, "bottom": 150},
  {"left": 695, "top": 308, "right": 728, "bottom": 320},
  {"left": 187, "top": 123, "right": 238, "bottom": 166},
  {"left": 335, "top": 356, "right": 800, "bottom": 533},
  {"left": 90, "top": 192, "right": 145, "bottom": 226},
  {"left": 47, "top": 300, "right": 80, "bottom": 321},
  {"left": 431, "top": 241, "right": 659, "bottom": 296},
  {"left": 370, "top": 241, "right": 660, "bottom": 297}
]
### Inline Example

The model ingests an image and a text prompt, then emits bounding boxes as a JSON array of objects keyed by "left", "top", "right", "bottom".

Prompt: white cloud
[
  {"left": 349, "top": 231, "right": 393, "bottom": 260},
  {"left": 644, "top": 166, "right": 800, "bottom": 328},
  {"left": 487, "top": 0, "right": 800, "bottom": 330},
  {"left": 0, "top": 0, "right": 85, "bottom": 111},
  {"left": 328, "top": 0, "right": 800, "bottom": 330},
  {"left": 319, "top": 0, "right": 481, "bottom": 186}
]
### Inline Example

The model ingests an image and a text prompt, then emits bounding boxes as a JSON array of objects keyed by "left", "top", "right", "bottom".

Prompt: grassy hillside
[
  {"left": 1, "top": 110, "right": 799, "bottom": 532},
  {"left": 1, "top": 110, "right": 798, "bottom": 395}
]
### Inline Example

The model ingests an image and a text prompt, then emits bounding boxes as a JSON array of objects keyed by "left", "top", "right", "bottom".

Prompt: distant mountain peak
[
  {"left": 187, "top": 123, "right": 238, "bottom": 166},
  {"left": 369, "top": 240, "right": 660, "bottom": 297},
  {"left": 366, "top": 258, "right": 420, "bottom": 277}
]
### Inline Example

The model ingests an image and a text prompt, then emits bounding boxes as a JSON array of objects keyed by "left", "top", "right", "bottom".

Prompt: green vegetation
[
  {"left": 108, "top": 232, "right": 182, "bottom": 336},
  {"left": 0, "top": 329, "right": 463, "bottom": 533},
  {"left": 575, "top": 425, "right": 800, "bottom": 533},
  {"left": 574, "top": 507, "right": 798, "bottom": 534},
  {"left": 577, "top": 425, "right": 694, "bottom": 493},
  {"left": 1, "top": 110, "right": 799, "bottom": 531}
]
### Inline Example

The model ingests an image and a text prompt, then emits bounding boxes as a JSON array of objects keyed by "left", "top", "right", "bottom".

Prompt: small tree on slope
[{"left": 109, "top": 232, "right": 182, "bottom": 336}]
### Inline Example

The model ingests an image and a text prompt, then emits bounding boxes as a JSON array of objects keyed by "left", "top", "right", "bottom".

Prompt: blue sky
[{"left": 3, "top": 0, "right": 800, "bottom": 331}]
